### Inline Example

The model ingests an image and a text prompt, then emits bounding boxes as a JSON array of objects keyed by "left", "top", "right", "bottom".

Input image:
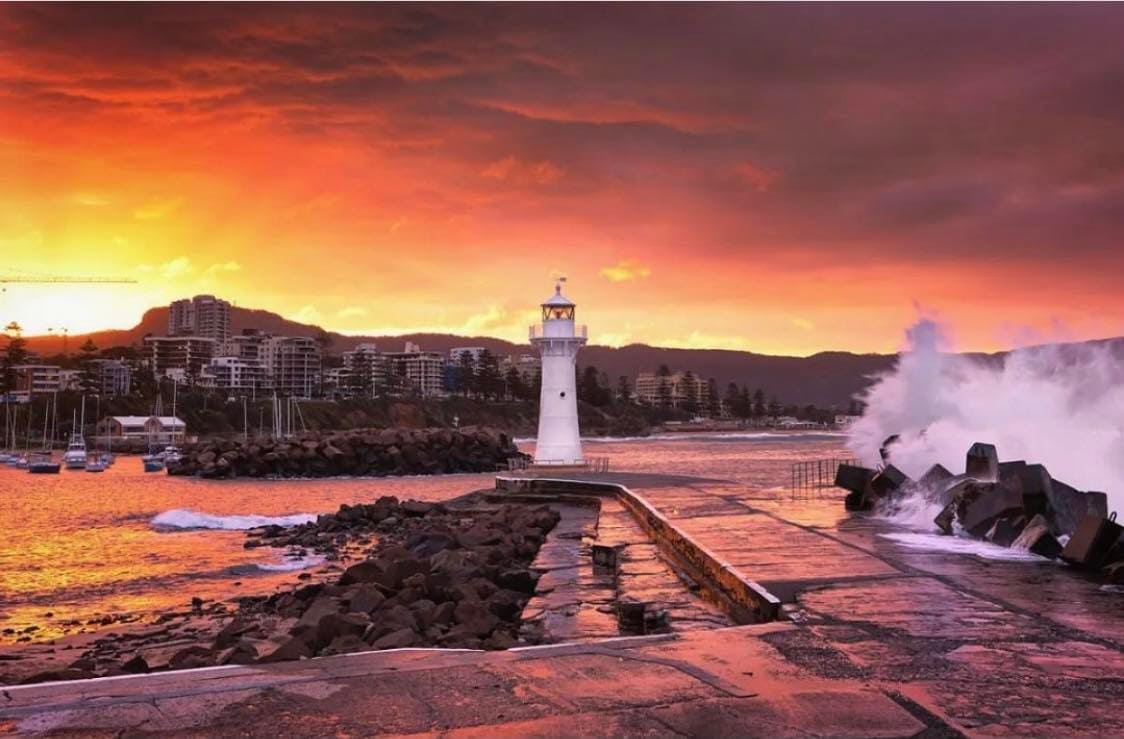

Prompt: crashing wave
[{"left": 151, "top": 509, "right": 317, "bottom": 531}]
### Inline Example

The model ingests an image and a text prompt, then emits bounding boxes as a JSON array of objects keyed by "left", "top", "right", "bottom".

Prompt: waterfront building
[
  {"left": 834, "top": 414, "right": 861, "bottom": 428},
  {"left": 635, "top": 370, "right": 706, "bottom": 409},
  {"left": 88, "top": 359, "right": 132, "bottom": 396},
  {"left": 168, "top": 294, "right": 232, "bottom": 341},
  {"left": 384, "top": 343, "right": 446, "bottom": 397},
  {"left": 321, "top": 367, "right": 356, "bottom": 399},
  {"left": 530, "top": 280, "right": 587, "bottom": 466},
  {"left": 261, "top": 336, "right": 321, "bottom": 397},
  {"left": 12, "top": 364, "right": 66, "bottom": 397},
  {"left": 200, "top": 356, "right": 266, "bottom": 396},
  {"left": 143, "top": 336, "right": 218, "bottom": 380},
  {"left": 97, "top": 415, "right": 186, "bottom": 444},
  {"left": 342, "top": 343, "right": 389, "bottom": 397},
  {"left": 501, "top": 353, "right": 542, "bottom": 384},
  {"left": 449, "top": 346, "right": 487, "bottom": 365},
  {"left": 223, "top": 329, "right": 268, "bottom": 364}
]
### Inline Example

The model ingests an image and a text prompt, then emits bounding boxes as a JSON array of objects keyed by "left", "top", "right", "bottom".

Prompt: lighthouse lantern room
[{"left": 530, "top": 279, "right": 587, "bottom": 466}]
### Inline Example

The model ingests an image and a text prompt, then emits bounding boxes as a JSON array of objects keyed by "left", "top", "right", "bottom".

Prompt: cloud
[
  {"left": 336, "top": 305, "right": 368, "bottom": 319},
  {"left": 461, "top": 305, "right": 511, "bottom": 333},
  {"left": 599, "top": 259, "right": 652, "bottom": 283},
  {"left": 792, "top": 318, "right": 815, "bottom": 331},
  {"left": 481, "top": 156, "right": 564, "bottom": 185},
  {"left": 734, "top": 162, "right": 778, "bottom": 193},
  {"left": 205, "top": 261, "right": 242, "bottom": 274},
  {"left": 133, "top": 197, "right": 183, "bottom": 220},
  {"left": 293, "top": 305, "right": 323, "bottom": 324},
  {"left": 71, "top": 192, "right": 110, "bottom": 206},
  {"left": 137, "top": 256, "right": 194, "bottom": 278}
]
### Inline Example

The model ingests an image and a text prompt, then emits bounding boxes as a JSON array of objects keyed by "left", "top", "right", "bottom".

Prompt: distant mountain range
[{"left": 21, "top": 305, "right": 1124, "bottom": 408}]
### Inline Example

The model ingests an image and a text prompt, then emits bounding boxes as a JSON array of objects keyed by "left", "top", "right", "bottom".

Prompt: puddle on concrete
[{"left": 878, "top": 531, "right": 1052, "bottom": 562}]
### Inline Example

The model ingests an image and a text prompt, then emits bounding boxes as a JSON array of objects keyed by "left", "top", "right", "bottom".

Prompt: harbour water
[{"left": 0, "top": 432, "right": 848, "bottom": 644}]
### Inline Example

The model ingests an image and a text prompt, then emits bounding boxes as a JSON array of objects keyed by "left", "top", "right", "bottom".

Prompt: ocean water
[{"left": 0, "top": 432, "right": 849, "bottom": 643}]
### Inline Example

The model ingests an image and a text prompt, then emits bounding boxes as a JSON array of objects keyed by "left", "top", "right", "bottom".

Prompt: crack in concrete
[{"left": 582, "top": 645, "right": 756, "bottom": 699}]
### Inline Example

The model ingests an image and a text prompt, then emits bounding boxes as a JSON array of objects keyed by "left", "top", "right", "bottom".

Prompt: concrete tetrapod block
[
  {"left": 870, "top": 465, "right": 911, "bottom": 499},
  {"left": 961, "top": 483, "right": 1025, "bottom": 538},
  {"left": 1013, "top": 463, "right": 1057, "bottom": 520},
  {"left": 1061, "top": 514, "right": 1124, "bottom": 570},
  {"left": 1047, "top": 477, "right": 1109, "bottom": 538},
  {"left": 985, "top": 515, "right": 1026, "bottom": 548},
  {"left": 836, "top": 465, "right": 876, "bottom": 511},
  {"left": 919, "top": 463, "right": 954, "bottom": 489},
  {"left": 965, "top": 442, "right": 999, "bottom": 482},
  {"left": 835, "top": 465, "right": 875, "bottom": 494},
  {"left": 1010, "top": 514, "right": 1063, "bottom": 559}
]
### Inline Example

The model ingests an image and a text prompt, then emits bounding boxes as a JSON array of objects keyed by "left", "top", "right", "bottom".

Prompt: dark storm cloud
[{"left": 4, "top": 2, "right": 1124, "bottom": 266}]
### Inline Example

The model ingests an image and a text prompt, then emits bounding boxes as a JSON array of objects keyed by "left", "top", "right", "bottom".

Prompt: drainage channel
[{"left": 490, "top": 487, "right": 735, "bottom": 645}]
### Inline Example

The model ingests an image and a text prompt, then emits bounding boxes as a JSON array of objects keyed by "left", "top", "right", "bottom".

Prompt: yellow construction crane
[{"left": 0, "top": 273, "right": 137, "bottom": 291}]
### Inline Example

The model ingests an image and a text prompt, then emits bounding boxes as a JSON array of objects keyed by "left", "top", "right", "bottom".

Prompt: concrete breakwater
[
  {"left": 837, "top": 441, "right": 1124, "bottom": 583},
  {"left": 167, "top": 427, "right": 526, "bottom": 478}
]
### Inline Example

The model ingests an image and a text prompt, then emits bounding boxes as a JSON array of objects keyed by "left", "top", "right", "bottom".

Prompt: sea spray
[
  {"left": 848, "top": 320, "right": 1124, "bottom": 517},
  {"left": 151, "top": 509, "right": 318, "bottom": 531}
]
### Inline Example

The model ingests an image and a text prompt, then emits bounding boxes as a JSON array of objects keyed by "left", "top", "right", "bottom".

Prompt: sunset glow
[{"left": 3, "top": 4, "right": 1124, "bottom": 354}]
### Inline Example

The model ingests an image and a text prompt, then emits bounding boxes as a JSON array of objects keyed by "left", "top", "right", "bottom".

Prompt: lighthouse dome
[
  {"left": 542, "top": 281, "right": 574, "bottom": 307},
  {"left": 541, "top": 281, "right": 576, "bottom": 321}
]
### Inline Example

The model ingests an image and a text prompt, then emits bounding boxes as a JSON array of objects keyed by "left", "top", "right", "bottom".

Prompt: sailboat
[
  {"left": 62, "top": 399, "right": 88, "bottom": 470},
  {"left": 142, "top": 390, "right": 166, "bottom": 472},
  {"left": 160, "top": 379, "right": 183, "bottom": 464},
  {"left": 14, "top": 403, "right": 32, "bottom": 469},
  {"left": 2, "top": 404, "right": 19, "bottom": 465},
  {"left": 28, "top": 393, "right": 60, "bottom": 474},
  {"left": 0, "top": 403, "right": 12, "bottom": 464},
  {"left": 86, "top": 395, "right": 108, "bottom": 472}
]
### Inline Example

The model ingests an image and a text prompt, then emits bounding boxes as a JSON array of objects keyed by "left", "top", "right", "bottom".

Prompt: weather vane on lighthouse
[{"left": 530, "top": 276, "right": 587, "bottom": 467}]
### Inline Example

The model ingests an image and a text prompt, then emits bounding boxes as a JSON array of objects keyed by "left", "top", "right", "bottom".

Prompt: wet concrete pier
[{"left": 2, "top": 470, "right": 1122, "bottom": 736}]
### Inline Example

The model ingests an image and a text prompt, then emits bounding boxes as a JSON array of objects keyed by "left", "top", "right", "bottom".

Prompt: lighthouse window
[
  {"left": 560, "top": 391, "right": 566, "bottom": 398},
  {"left": 542, "top": 306, "right": 575, "bottom": 320}
]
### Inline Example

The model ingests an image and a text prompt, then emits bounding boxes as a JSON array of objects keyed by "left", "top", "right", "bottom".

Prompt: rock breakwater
[
  {"left": 6, "top": 496, "right": 560, "bottom": 684},
  {"left": 167, "top": 426, "right": 526, "bottom": 478}
]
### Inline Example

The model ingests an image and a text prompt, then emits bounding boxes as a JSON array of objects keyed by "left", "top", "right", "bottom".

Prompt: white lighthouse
[{"left": 530, "top": 279, "right": 587, "bottom": 466}]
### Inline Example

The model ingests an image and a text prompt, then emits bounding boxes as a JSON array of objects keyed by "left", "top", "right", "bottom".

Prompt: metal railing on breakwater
[{"left": 789, "top": 458, "right": 859, "bottom": 499}]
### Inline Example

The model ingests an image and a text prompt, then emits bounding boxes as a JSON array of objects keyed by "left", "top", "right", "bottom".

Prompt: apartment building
[
  {"left": 88, "top": 359, "right": 132, "bottom": 396},
  {"left": 168, "top": 294, "right": 232, "bottom": 341},
  {"left": 200, "top": 356, "right": 266, "bottom": 395},
  {"left": 261, "top": 336, "right": 321, "bottom": 397},
  {"left": 385, "top": 343, "right": 446, "bottom": 397},
  {"left": 12, "top": 364, "right": 77, "bottom": 396},
  {"left": 341, "top": 343, "right": 389, "bottom": 397},
  {"left": 634, "top": 370, "right": 707, "bottom": 409},
  {"left": 143, "top": 336, "right": 218, "bottom": 379}
]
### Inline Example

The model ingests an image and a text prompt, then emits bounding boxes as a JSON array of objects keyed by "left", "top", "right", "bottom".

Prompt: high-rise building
[
  {"left": 88, "top": 359, "right": 132, "bottom": 396},
  {"left": 342, "top": 343, "right": 389, "bottom": 397},
  {"left": 261, "top": 336, "right": 321, "bottom": 397},
  {"left": 143, "top": 336, "right": 218, "bottom": 379},
  {"left": 200, "top": 356, "right": 266, "bottom": 395},
  {"left": 384, "top": 342, "right": 446, "bottom": 398},
  {"left": 168, "top": 295, "right": 232, "bottom": 341},
  {"left": 634, "top": 370, "right": 706, "bottom": 409}
]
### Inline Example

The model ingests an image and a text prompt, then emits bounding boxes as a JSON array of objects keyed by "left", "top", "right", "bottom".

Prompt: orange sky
[{"left": 3, "top": 3, "right": 1124, "bottom": 355}]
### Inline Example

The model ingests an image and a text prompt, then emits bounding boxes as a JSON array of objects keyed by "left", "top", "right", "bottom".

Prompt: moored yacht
[
  {"left": 28, "top": 451, "right": 60, "bottom": 474},
  {"left": 63, "top": 432, "right": 87, "bottom": 470}
]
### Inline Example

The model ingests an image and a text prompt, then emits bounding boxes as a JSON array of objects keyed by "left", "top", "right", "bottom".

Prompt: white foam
[
  {"left": 515, "top": 431, "right": 844, "bottom": 446},
  {"left": 847, "top": 318, "right": 1124, "bottom": 516},
  {"left": 879, "top": 531, "right": 1047, "bottom": 562},
  {"left": 257, "top": 554, "right": 326, "bottom": 572},
  {"left": 151, "top": 509, "right": 317, "bottom": 531}
]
